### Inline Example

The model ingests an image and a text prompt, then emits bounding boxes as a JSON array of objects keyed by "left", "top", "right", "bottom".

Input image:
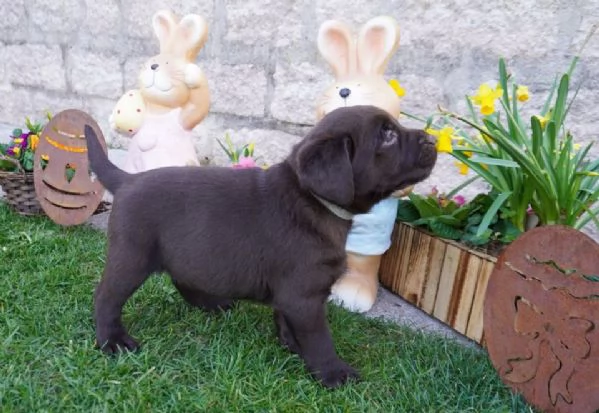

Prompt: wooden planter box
[{"left": 379, "top": 222, "right": 497, "bottom": 344}]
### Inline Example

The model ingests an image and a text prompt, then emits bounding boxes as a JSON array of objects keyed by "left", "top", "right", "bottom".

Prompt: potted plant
[
  {"left": 380, "top": 31, "right": 599, "bottom": 344},
  {"left": 0, "top": 114, "right": 52, "bottom": 215},
  {"left": 216, "top": 133, "right": 268, "bottom": 169},
  {"left": 379, "top": 188, "right": 506, "bottom": 344}
]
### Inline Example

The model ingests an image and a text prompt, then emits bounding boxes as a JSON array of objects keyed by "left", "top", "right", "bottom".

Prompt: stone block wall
[{"left": 1, "top": 0, "right": 598, "bottom": 238}]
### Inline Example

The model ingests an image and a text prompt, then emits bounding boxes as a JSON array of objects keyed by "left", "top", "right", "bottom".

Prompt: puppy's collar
[{"left": 311, "top": 193, "right": 354, "bottom": 221}]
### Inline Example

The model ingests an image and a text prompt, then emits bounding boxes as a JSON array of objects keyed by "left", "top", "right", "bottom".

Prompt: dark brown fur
[{"left": 84, "top": 105, "right": 437, "bottom": 388}]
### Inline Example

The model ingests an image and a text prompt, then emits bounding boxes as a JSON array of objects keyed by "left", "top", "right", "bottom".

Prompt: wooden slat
[
  {"left": 396, "top": 223, "right": 414, "bottom": 294},
  {"left": 465, "top": 260, "right": 495, "bottom": 343},
  {"left": 403, "top": 230, "right": 432, "bottom": 305},
  {"left": 453, "top": 256, "right": 482, "bottom": 334},
  {"left": 432, "top": 244, "right": 462, "bottom": 321},
  {"left": 420, "top": 237, "right": 446, "bottom": 314},
  {"left": 379, "top": 226, "right": 399, "bottom": 288}
]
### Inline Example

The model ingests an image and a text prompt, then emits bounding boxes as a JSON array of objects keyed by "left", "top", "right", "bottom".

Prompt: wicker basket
[{"left": 0, "top": 170, "right": 44, "bottom": 216}]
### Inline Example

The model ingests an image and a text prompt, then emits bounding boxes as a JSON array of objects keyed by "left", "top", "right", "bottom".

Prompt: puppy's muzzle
[{"left": 418, "top": 133, "right": 437, "bottom": 167}]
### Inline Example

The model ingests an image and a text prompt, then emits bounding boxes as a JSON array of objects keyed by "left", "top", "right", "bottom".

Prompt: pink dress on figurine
[{"left": 123, "top": 109, "right": 198, "bottom": 173}]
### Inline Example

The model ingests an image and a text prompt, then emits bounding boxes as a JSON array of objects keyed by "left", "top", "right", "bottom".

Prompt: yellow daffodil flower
[
  {"left": 41, "top": 154, "right": 49, "bottom": 161},
  {"left": 426, "top": 126, "right": 457, "bottom": 153},
  {"left": 473, "top": 132, "right": 491, "bottom": 144},
  {"left": 454, "top": 161, "right": 469, "bottom": 175},
  {"left": 516, "top": 85, "right": 529, "bottom": 102},
  {"left": 13, "top": 138, "right": 23, "bottom": 145},
  {"left": 573, "top": 143, "right": 581, "bottom": 151},
  {"left": 13, "top": 147, "right": 21, "bottom": 156},
  {"left": 29, "top": 134, "right": 39, "bottom": 150},
  {"left": 389, "top": 79, "right": 406, "bottom": 97},
  {"left": 463, "top": 145, "right": 473, "bottom": 158},
  {"left": 471, "top": 83, "right": 503, "bottom": 116},
  {"left": 533, "top": 114, "right": 550, "bottom": 129}
]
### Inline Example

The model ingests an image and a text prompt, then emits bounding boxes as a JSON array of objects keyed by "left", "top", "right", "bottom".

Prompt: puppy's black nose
[
  {"left": 418, "top": 133, "right": 438, "bottom": 166},
  {"left": 420, "top": 132, "right": 436, "bottom": 146},
  {"left": 339, "top": 88, "right": 351, "bottom": 99},
  {"left": 151, "top": 63, "right": 159, "bottom": 70}
]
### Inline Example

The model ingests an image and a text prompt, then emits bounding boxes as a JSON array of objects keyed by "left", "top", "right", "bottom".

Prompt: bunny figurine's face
[
  {"left": 316, "top": 16, "right": 402, "bottom": 122},
  {"left": 317, "top": 75, "right": 400, "bottom": 121},
  {"left": 139, "top": 54, "right": 191, "bottom": 109},
  {"left": 137, "top": 10, "right": 209, "bottom": 114}
]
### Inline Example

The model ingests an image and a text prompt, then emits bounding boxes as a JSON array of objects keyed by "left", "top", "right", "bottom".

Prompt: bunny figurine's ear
[
  {"left": 356, "top": 16, "right": 400, "bottom": 75},
  {"left": 171, "top": 14, "right": 209, "bottom": 61},
  {"left": 152, "top": 10, "right": 178, "bottom": 54},
  {"left": 317, "top": 20, "right": 356, "bottom": 79}
]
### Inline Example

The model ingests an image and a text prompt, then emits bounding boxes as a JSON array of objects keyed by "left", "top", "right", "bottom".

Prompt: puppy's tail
[{"left": 84, "top": 124, "right": 130, "bottom": 194}]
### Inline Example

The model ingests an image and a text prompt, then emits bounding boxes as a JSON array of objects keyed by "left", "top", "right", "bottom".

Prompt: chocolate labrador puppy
[{"left": 84, "top": 105, "right": 437, "bottom": 388}]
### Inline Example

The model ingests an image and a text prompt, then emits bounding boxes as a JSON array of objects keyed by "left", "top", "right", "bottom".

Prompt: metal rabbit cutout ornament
[
  {"left": 316, "top": 16, "right": 411, "bottom": 313},
  {"left": 110, "top": 10, "right": 210, "bottom": 173}
]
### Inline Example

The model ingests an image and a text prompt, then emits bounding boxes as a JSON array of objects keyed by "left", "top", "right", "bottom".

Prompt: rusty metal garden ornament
[
  {"left": 484, "top": 225, "right": 599, "bottom": 413},
  {"left": 33, "top": 109, "right": 107, "bottom": 226}
]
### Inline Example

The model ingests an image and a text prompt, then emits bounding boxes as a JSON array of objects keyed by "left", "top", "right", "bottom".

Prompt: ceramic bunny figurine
[
  {"left": 317, "top": 16, "right": 412, "bottom": 313},
  {"left": 110, "top": 10, "right": 210, "bottom": 173}
]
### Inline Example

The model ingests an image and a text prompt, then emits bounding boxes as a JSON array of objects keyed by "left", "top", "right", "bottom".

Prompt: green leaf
[
  {"left": 461, "top": 231, "right": 492, "bottom": 246},
  {"left": 494, "top": 220, "right": 522, "bottom": 243},
  {"left": 446, "top": 176, "right": 480, "bottom": 199},
  {"left": 436, "top": 215, "right": 462, "bottom": 227},
  {"left": 467, "top": 213, "right": 483, "bottom": 226},
  {"left": 0, "top": 159, "right": 18, "bottom": 171},
  {"left": 408, "top": 193, "right": 443, "bottom": 218},
  {"left": 22, "top": 151, "right": 34, "bottom": 171},
  {"left": 429, "top": 220, "right": 463, "bottom": 240},
  {"left": 12, "top": 128, "right": 22, "bottom": 138},
  {"left": 65, "top": 166, "right": 76, "bottom": 183},
  {"left": 530, "top": 115, "right": 543, "bottom": 159},
  {"left": 452, "top": 205, "right": 474, "bottom": 222},
  {"left": 541, "top": 76, "right": 558, "bottom": 115},
  {"left": 552, "top": 74, "right": 570, "bottom": 131},
  {"left": 583, "top": 274, "right": 599, "bottom": 282},
  {"left": 469, "top": 155, "right": 520, "bottom": 168},
  {"left": 216, "top": 137, "right": 234, "bottom": 160},
  {"left": 411, "top": 217, "right": 433, "bottom": 227},
  {"left": 476, "top": 191, "right": 511, "bottom": 237},
  {"left": 396, "top": 200, "right": 421, "bottom": 223}
]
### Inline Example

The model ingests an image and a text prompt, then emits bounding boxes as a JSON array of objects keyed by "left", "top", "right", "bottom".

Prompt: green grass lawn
[{"left": 0, "top": 202, "right": 534, "bottom": 412}]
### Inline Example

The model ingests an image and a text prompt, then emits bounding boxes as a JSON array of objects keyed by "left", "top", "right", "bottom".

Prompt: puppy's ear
[{"left": 296, "top": 137, "right": 354, "bottom": 206}]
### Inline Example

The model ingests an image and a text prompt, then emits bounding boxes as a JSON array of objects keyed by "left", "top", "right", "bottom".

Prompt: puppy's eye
[{"left": 380, "top": 124, "right": 398, "bottom": 148}]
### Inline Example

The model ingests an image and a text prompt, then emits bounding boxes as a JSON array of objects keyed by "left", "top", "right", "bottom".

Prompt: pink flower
[
  {"left": 232, "top": 156, "right": 257, "bottom": 169},
  {"left": 453, "top": 195, "right": 466, "bottom": 206}
]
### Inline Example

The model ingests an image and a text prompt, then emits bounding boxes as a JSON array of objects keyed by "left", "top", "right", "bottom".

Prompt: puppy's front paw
[
  {"left": 314, "top": 360, "right": 360, "bottom": 388},
  {"left": 96, "top": 331, "right": 140, "bottom": 354},
  {"left": 329, "top": 271, "right": 378, "bottom": 313}
]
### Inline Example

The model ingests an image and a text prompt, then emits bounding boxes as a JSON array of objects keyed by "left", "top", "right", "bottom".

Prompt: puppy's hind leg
[
  {"left": 94, "top": 243, "right": 153, "bottom": 354},
  {"left": 172, "top": 281, "right": 235, "bottom": 313}
]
